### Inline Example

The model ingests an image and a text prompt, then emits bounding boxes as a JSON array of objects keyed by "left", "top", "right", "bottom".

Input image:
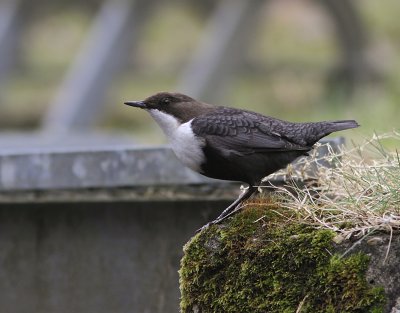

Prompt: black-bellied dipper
[{"left": 125, "top": 92, "right": 359, "bottom": 229}]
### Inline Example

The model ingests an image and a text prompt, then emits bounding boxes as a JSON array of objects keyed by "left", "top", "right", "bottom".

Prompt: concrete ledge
[
  {"left": 0, "top": 144, "right": 236, "bottom": 202},
  {"left": 0, "top": 146, "right": 214, "bottom": 190},
  {"left": 0, "top": 138, "right": 344, "bottom": 202}
]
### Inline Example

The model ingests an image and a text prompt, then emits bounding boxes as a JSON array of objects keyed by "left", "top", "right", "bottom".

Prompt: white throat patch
[{"left": 148, "top": 109, "right": 205, "bottom": 172}]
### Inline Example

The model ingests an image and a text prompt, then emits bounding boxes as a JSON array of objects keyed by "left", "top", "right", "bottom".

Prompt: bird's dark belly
[{"left": 200, "top": 147, "right": 306, "bottom": 185}]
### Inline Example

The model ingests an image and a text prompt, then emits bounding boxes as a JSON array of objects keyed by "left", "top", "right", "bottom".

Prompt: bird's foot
[
  {"left": 196, "top": 222, "right": 214, "bottom": 233},
  {"left": 195, "top": 186, "right": 257, "bottom": 233},
  {"left": 196, "top": 206, "right": 244, "bottom": 233}
]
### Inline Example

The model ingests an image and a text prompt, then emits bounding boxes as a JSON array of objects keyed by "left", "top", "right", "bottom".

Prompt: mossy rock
[{"left": 179, "top": 202, "right": 386, "bottom": 313}]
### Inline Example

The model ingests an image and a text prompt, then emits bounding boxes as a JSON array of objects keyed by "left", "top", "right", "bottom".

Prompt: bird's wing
[{"left": 191, "top": 108, "right": 311, "bottom": 155}]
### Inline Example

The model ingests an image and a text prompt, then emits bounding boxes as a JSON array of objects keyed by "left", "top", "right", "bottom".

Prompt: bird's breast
[
  {"left": 147, "top": 109, "right": 205, "bottom": 172},
  {"left": 169, "top": 120, "right": 206, "bottom": 173}
]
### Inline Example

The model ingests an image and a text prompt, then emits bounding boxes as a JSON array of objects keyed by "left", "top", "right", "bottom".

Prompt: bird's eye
[{"left": 162, "top": 98, "right": 170, "bottom": 105}]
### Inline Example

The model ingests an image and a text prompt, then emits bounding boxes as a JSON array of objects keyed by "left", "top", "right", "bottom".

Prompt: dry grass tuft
[{"left": 260, "top": 131, "right": 400, "bottom": 242}]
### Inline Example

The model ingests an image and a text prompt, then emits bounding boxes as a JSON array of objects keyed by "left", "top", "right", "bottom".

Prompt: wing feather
[{"left": 192, "top": 107, "right": 311, "bottom": 155}]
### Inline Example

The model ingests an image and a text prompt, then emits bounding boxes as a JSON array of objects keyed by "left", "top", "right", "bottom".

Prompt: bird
[{"left": 125, "top": 92, "right": 359, "bottom": 229}]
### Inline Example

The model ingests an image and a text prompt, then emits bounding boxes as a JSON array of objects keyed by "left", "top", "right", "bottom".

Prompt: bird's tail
[
  {"left": 323, "top": 120, "right": 359, "bottom": 134},
  {"left": 311, "top": 119, "right": 359, "bottom": 143}
]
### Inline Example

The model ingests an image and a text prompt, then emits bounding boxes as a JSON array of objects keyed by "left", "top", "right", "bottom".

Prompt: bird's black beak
[{"left": 124, "top": 100, "right": 147, "bottom": 109}]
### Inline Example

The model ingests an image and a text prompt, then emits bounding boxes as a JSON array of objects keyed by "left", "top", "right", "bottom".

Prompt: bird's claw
[{"left": 196, "top": 221, "right": 215, "bottom": 233}]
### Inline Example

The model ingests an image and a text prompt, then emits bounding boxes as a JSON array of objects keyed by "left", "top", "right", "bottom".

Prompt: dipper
[{"left": 125, "top": 92, "right": 358, "bottom": 228}]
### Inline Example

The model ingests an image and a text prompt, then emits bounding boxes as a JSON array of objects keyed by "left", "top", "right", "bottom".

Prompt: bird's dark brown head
[{"left": 125, "top": 92, "right": 216, "bottom": 123}]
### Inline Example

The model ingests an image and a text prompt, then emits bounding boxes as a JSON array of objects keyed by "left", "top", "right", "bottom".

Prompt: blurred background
[
  {"left": 0, "top": 0, "right": 399, "bottom": 147},
  {"left": 0, "top": 2, "right": 398, "bottom": 311}
]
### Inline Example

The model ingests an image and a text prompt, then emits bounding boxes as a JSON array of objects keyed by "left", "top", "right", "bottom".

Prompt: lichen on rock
[{"left": 179, "top": 203, "right": 386, "bottom": 313}]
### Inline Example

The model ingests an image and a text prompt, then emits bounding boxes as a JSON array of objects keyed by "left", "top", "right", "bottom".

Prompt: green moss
[{"left": 179, "top": 204, "right": 385, "bottom": 313}]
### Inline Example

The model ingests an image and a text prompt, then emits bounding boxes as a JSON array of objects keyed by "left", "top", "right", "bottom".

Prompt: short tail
[
  {"left": 325, "top": 120, "right": 360, "bottom": 133},
  {"left": 310, "top": 119, "right": 359, "bottom": 144}
]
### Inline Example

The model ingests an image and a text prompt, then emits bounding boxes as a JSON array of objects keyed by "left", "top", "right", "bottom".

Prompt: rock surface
[{"left": 179, "top": 204, "right": 399, "bottom": 313}]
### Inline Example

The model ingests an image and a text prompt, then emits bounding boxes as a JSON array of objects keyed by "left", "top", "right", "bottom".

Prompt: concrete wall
[{"left": 0, "top": 200, "right": 227, "bottom": 313}]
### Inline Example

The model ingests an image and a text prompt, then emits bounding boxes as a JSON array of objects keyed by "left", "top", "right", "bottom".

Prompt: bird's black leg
[
  {"left": 197, "top": 185, "right": 257, "bottom": 232},
  {"left": 214, "top": 186, "right": 257, "bottom": 222}
]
